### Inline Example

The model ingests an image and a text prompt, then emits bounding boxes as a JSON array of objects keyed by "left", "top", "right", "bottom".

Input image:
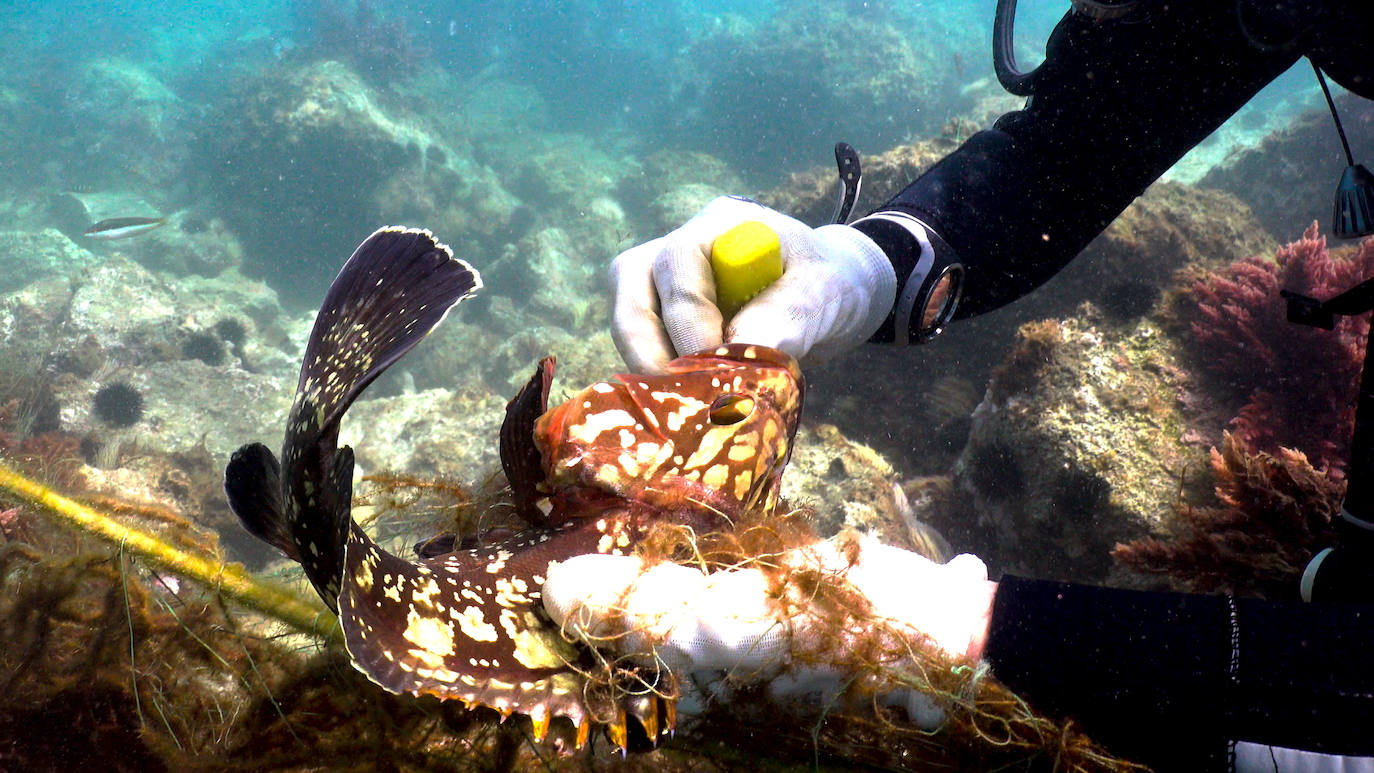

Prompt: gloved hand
[
  {"left": 541, "top": 533, "right": 996, "bottom": 726},
  {"left": 610, "top": 196, "right": 897, "bottom": 373}
]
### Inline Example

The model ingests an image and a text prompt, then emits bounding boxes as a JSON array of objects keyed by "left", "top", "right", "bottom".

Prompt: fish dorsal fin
[{"left": 500, "top": 356, "right": 555, "bottom": 524}]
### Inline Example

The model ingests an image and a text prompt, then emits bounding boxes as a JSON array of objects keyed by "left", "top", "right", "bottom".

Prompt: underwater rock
[
  {"left": 59, "top": 58, "right": 189, "bottom": 191},
  {"left": 672, "top": 2, "right": 974, "bottom": 174},
  {"left": 949, "top": 313, "right": 1206, "bottom": 585},
  {"left": 480, "top": 226, "right": 610, "bottom": 333},
  {"left": 54, "top": 191, "right": 246, "bottom": 277},
  {"left": 46, "top": 254, "right": 286, "bottom": 374},
  {"left": 334, "top": 323, "right": 626, "bottom": 492},
  {"left": 198, "top": 59, "right": 518, "bottom": 302},
  {"left": 1202, "top": 95, "right": 1374, "bottom": 243},
  {"left": 61, "top": 359, "right": 292, "bottom": 471},
  {"left": 618, "top": 150, "right": 746, "bottom": 236},
  {"left": 781, "top": 422, "right": 923, "bottom": 551},
  {"left": 339, "top": 385, "right": 507, "bottom": 491},
  {"left": 0, "top": 229, "right": 100, "bottom": 294},
  {"left": 0, "top": 83, "right": 44, "bottom": 187},
  {"left": 0, "top": 235, "right": 293, "bottom": 472}
]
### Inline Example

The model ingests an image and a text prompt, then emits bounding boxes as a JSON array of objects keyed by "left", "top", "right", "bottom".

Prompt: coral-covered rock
[
  {"left": 1180, "top": 223, "right": 1374, "bottom": 474},
  {"left": 949, "top": 314, "right": 1206, "bottom": 583}
]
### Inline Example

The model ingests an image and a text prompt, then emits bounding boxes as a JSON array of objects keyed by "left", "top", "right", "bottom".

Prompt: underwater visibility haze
[{"left": 0, "top": 0, "right": 1369, "bottom": 769}]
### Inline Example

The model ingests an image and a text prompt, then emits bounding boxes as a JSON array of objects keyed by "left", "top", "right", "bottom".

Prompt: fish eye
[{"left": 708, "top": 394, "right": 755, "bottom": 425}]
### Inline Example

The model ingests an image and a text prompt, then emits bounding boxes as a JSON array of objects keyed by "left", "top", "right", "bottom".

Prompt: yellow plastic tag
[{"left": 710, "top": 220, "right": 783, "bottom": 319}]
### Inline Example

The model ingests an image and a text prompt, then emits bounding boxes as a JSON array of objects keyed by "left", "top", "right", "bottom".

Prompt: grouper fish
[{"left": 224, "top": 226, "right": 805, "bottom": 747}]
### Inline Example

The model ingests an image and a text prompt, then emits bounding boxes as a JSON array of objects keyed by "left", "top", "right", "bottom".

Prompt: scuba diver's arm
[
  {"left": 984, "top": 575, "right": 1374, "bottom": 770},
  {"left": 858, "top": 2, "right": 1301, "bottom": 340}
]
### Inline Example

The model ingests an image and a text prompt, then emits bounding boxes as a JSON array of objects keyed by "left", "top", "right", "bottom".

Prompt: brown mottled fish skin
[
  {"left": 224, "top": 224, "right": 803, "bottom": 747},
  {"left": 339, "top": 344, "right": 804, "bottom": 741},
  {"left": 225, "top": 226, "right": 481, "bottom": 607},
  {"left": 82, "top": 216, "right": 167, "bottom": 240}
]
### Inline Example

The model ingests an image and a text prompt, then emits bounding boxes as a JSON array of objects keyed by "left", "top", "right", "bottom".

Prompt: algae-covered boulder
[
  {"left": 769, "top": 138, "right": 1275, "bottom": 480},
  {"left": 198, "top": 59, "right": 520, "bottom": 302},
  {"left": 946, "top": 312, "right": 1207, "bottom": 584},
  {"left": 1202, "top": 96, "right": 1374, "bottom": 243},
  {"left": 0, "top": 235, "right": 293, "bottom": 465}
]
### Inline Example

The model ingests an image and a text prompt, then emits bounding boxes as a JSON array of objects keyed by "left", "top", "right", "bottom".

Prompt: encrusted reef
[
  {"left": 1202, "top": 96, "right": 1374, "bottom": 243},
  {"left": 670, "top": 1, "right": 977, "bottom": 175},
  {"left": 942, "top": 312, "right": 1206, "bottom": 584},
  {"left": 196, "top": 59, "right": 521, "bottom": 302}
]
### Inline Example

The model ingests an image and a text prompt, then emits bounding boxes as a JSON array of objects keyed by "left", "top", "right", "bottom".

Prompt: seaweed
[
  {"left": 1113, "top": 432, "right": 1342, "bottom": 597},
  {"left": 1182, "top": 223, "right": 1374, "bottom": 475}
]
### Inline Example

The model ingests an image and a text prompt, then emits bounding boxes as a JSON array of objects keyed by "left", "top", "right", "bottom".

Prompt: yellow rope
[{"left": 0, "top": 460, "right": 340, "bottom": 644}]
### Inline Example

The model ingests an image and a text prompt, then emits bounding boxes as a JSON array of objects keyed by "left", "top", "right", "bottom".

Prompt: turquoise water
[{"left": 0, "top": 1, "right": 1362, "bottom": 769}]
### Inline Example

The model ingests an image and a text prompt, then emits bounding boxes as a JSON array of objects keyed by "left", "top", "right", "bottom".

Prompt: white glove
[
  {"left": 542, "top": 534, "right": 996, "bottom": 727},
  {"left": 610, "top": 196, "right": 897, "bottom": 373}
]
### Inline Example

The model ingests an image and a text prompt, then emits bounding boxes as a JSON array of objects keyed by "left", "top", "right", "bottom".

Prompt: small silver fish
[{"left": 82, "top": 216, "right": 166, "bottom": 240}]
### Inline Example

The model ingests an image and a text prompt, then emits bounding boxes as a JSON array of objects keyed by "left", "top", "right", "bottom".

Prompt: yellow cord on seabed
[{"left": 0, "top": 460, "right": 340, "bottom": 644}]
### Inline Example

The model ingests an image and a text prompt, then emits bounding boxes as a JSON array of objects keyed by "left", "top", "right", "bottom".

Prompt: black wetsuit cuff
[{"left": 853, "top": 211, "right": 958, "bottom": 344}]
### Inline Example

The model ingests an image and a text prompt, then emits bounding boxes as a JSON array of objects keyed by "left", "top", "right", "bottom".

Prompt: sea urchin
[
  {"left": 92, "top": 382, "right": 144, "bottom": 428},
  {"left": 182, "top": 331, "right": 227, "bottom": 366}
]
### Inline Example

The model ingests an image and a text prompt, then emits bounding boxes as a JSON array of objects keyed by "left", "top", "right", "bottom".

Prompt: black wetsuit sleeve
[
  {"left": 873, "top": 3, "right": 1300, "bottom": 320},
  {"left": 983, "top": 575, "right": 1374, "bottom": 770}
]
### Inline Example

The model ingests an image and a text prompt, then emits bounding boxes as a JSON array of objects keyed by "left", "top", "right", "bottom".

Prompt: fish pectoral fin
[
  {"left": 224, "top": 443, "right": 296, "bottom": 561},
  {"left": 412, "top": 532, "right": 457, "bottom": 559},
  {"left": 337, "top": 527, "right": 590, "bottom": 726}
]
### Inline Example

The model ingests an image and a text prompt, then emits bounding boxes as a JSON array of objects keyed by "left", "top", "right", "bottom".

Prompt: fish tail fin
[
  {"left": 297, "top": 226, "right": 482, "bottom": 431},
  {"left": 232, "top": 226, "right": 481, "bottom": 606}
]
